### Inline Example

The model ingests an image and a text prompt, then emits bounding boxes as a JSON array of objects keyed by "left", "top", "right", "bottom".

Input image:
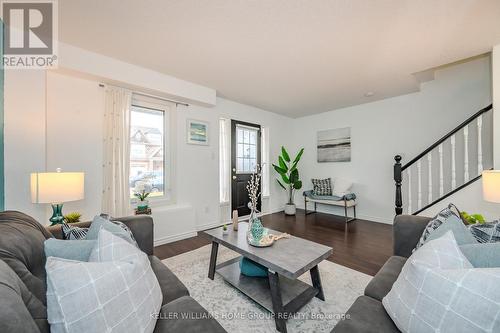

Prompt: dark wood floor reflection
[{"left": 154, "top": 209, "right": 393, "bottom": 276}]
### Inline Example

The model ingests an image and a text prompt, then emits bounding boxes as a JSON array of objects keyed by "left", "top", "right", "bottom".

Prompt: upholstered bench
[{"left": 303, "top": 190, "right": 357, "bottom": 222}]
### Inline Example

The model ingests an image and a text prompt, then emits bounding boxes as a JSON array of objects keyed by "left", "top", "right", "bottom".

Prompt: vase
[
  {"left": 137, "top": 200, "right": 149, "bottom": 211},
  {"left": 284, "top": 203, "right": 296, "bottom": 215},
  {"left": 247, "top": 208, "right": 264, "bottom": 243}
]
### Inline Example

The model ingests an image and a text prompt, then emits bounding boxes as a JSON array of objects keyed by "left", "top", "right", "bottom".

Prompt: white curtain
[
  {"left": 219, "top": 118, "right": 230, "bottom": 203},
  {"left": 102, "top": 87, "right": 132, "bottom": 217}
]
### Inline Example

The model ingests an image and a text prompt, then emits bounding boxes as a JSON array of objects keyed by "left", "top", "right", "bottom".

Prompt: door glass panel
[{"left": 236, "top": 125, "right": 259, "bottom": 173}]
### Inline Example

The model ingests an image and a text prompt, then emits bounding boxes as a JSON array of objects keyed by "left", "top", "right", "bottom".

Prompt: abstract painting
[
  {"left": 187, "top": 119, "right": 209, "bottom": 145},
  {"left": 317, "top": 127, "right": 351, "bottom": 162}
]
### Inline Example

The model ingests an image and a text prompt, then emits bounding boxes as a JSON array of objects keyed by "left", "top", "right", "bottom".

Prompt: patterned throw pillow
[
  {"left": 61, "top": 223, "right": 88, "bottom": 240},
  {"left": 46, "top": 229, "right": 162, "bottom": 333},
  {"left": 383, "top": 232, "right": 500, "bottom": 333},
  {"left": 412, "top": 203, "right": 463, "bottom": 252},
  {"left": 86, "top": 215, "right": 138, "bottom": 246},
  {"left": 311, "top": 178, "right": 332, "bottom": 196},
  {"left": 469, "top": 220, "right": 500, "bottom": 243}
]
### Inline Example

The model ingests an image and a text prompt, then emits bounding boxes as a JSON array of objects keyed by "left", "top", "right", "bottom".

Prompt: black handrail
[{"left": 401, "top": 104, "right": 492, "bottom": 171}]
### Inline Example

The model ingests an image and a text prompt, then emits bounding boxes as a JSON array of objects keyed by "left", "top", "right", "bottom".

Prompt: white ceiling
[{"left": 59, "top": 0, "right": 500, "bottom": 117}]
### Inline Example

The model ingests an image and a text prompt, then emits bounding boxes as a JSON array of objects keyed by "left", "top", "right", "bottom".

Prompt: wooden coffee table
[{"left": 203, "top": 222, "right": 333, "bottom": 333}]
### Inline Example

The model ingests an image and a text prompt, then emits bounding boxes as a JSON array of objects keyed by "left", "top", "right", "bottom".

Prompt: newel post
[{"left": 394, "top": 155, "right": 403, "bottom": 215}]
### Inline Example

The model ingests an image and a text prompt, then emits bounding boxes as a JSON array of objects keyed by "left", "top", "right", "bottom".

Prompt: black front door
[{"left": 231, "top": 120, "right": 261, "bottom": 217}]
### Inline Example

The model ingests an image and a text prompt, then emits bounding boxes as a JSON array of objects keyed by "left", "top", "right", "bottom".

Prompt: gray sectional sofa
[
  {"left": 333, "top": 214, "right": 431, "bottom": 332},
  {"left": 0, "top": 211, "right": 226, "bottom": 333}
]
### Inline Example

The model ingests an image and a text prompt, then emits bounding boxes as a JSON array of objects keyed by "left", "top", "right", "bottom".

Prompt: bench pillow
[{"left": 311, "top": 178, "right": 332, "bottom": 196}]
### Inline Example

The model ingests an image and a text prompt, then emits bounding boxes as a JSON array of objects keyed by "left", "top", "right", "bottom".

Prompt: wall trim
[{"left": 154, "top": 230, "right": 197, "bottom": 247}]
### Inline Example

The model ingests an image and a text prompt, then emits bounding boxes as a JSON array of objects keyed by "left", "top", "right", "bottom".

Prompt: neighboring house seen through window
[{"left": 129, "top": 94, "right": 173, "bottom": 201}]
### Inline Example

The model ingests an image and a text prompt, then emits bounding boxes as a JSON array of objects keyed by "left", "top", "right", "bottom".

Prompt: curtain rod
[{"left": 98, "top": 83, "right": 189, "bottom": 107}]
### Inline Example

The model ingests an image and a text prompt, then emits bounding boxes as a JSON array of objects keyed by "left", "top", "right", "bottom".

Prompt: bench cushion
[
  {"left": 303, "top": 190, "right": 356, "bottom": 202},
  {"left": 364, "top": 256, "right": 406, "bottom": 301}
]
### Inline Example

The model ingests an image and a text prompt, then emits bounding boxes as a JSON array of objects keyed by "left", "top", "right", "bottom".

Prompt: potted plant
[
  {"left": 272, "top": 147, "right": 304, "bottom": 215},
  {"left": 63, "top": 212, "right": 82, "bottom": 224},
  {"left": 134, "top": 181, "right": 151, "bottom": 212},
  {"left": 222, "top": 224, "right": 229, "bottom": 235}
]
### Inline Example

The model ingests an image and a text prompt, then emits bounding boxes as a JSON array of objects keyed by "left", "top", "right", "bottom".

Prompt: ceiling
[{"left": 59, "top": 0, "right": 500, "bottom": 117}]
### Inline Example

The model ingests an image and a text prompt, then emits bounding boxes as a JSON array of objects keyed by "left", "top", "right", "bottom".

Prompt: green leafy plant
[
  {"left": 63, "top": 212, "right": 82, "bottom": 224},
  {"left": 272, "top": 146, "right": 304, "bottom": 205},
  {"left": 134, "top": 190, "right": 150, "bottom": 201},
  {"left": 461, "top": 211, "right": 486, "bottom": 225},
  {"left": 222, "top": 224, "right": 228, "bottom": 231}
]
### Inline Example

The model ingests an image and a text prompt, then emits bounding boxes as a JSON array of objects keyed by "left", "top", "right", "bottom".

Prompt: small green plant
[
  {"left": 461, "top": 211, "right": 486, "bottom": 225},
  {"left": 222, "top": 224, "right": 228, "bottom": 231},
  {"left": 134, "top": 190, "right": 150, "bottom": 201},
  {"left": 64, "top": 212, "right": 82, "bottom": 224},
  {"left": 272, "top": 147, "right": 304, "bottom": 205}
]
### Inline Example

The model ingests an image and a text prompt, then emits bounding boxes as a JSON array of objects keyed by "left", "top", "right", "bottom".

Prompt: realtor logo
[{"left": 1, "top": 0, "right": 58, "bottom": 68}]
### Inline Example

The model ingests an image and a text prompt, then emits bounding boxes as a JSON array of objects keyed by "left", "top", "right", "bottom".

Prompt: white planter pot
[{"left": 284, "top": 204, "right": 296, "bottom": 215}]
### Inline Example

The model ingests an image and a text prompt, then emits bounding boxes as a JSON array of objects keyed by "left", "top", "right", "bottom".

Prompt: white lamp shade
[
  {"left": 31, "top": 172, "right": 85, "bottom": 204},
  {"left": 482, "top": 170, "right": 500, "bottom": 203}
]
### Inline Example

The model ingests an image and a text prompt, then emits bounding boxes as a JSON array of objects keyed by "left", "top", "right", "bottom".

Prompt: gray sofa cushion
[
  {"left": 149, "top": 255, "right": 190, "bottom": 304},
  {"left": 0, "top": 259, "right": 48, "bottom": 333},
  {"left": 154, "top": 296, "right": 226, "bottom": 333},
  {"left": 460, "top": 243, "right": 500, "bottom": 268},
  {"left": 0, "top": 211, "right": 52, "bottom": 305},
  {"left": 331, "top": 296, "right": 399, "bottom": 333},
  {"left": 364, "top": 256, "right": 406, "bottom": 301}
]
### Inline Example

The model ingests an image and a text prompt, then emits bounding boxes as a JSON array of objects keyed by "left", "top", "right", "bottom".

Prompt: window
[
  {"left": 129, "top": 94, "right": 173, "bottom": 201},
  {"left": 236, "top": 125, "right": 258, "bottom": 173}
]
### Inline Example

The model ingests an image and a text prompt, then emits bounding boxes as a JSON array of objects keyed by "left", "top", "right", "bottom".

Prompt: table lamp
[
  {"left": 482, "top": 170, "right": 500, "bottom": 203},
  {"left": 31, "top": 169, "right": 85, "bottom": 225}
]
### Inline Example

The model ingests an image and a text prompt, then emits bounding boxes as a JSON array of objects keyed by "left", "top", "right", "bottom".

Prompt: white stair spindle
[
  {"left": 451, "top": 135, "right": 456, "bottom": 189},
  {"left": 428, "top": 154, "right": 432, "bottom": 203},
  {"left": 417, "top": 160, "right": 422, "bottom": 210},
  {"left": 407, "top": 168, "right": 412, "bottom": 214},
  {"left": 477, "top": 115, "right": 483, "bottom": 173},
  {"left": 464, "top": 125, "right": 469, "bottom": 182},
  {"left": 438, "top": 144, "right": 444, "bottom": 196}
]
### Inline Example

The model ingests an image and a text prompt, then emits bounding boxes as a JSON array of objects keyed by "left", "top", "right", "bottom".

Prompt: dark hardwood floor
[{"left": 154, "top": 209, "right": 393, "bottom": 276}]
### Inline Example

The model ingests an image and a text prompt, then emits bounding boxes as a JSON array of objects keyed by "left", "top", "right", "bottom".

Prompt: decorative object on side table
[
  {"left": 483, "top": 170, "right": 500, "bottom": 203},
  {"left": 246, "top": 165, "right": 265, "bottom": 245},
  {"left": 222, "top": 224, "right": 229, "bottom": 235},
  {"left": 232, "top": 210, "right": 238, "bottom": 231},
  {"left": 63, "top": 212, "right": 82, "bottom": 224},
  {"left": 460, "top": 211, "right": 485, "bottom": 225},
  {"left": 133, "top": 181, "right": 151, "bottom": 214},
  {"left": 30, "top": 169, "right": 85, "bottom": 225},
  {"left": 272, "top": 146, "right": 304, "bottom": 215}
]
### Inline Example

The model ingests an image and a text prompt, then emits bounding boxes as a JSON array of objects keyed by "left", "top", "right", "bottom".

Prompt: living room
[{"left": 1, "top": 1, "right": 500, "bottom": 333}]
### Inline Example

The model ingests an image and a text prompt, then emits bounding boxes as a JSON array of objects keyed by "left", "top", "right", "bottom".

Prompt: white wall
[
  {"left": 4, "top": 70, "right": 47, "bottom": 222},
  {"left": 291, "top": 56, "right": 492, "bottom": 223},
  {"left": 4, "top": 67, "right": 291, "bottom": 245},
  {"left": 3, "top": 44, "right": 497, "bottom": 245}
]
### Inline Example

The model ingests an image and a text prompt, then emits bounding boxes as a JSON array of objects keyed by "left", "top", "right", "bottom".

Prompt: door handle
[{"left": 232, "top": 176, "right": 237, "bottom": 180}]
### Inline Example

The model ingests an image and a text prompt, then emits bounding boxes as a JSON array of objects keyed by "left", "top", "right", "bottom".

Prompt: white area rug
[{"left": 162, "top": 244, "right": 371, "bottom": 332}]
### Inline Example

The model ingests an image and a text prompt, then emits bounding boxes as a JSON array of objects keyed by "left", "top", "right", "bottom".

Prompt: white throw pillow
[
  {"left": 382, "top": 231, "right": 500, "bottom": 333},
  {"left": 332, "top": 178, "right": 352, "bottom": 197},
  {"left": 46, "top": 229, "right": 162, "bottom": 333}
]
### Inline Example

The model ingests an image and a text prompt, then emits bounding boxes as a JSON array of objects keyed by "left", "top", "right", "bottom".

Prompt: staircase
[{"left": 394, "top": 104, "right": 493, "bottom": 215}]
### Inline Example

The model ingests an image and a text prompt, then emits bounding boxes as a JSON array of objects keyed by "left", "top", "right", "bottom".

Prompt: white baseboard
[{"left": 154, "top": 230, "right": 198, "bottom": 247}]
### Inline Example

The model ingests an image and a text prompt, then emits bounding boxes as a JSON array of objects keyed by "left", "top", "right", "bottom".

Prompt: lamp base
[{"left": 49, "top": 203, "right": 65, "bottom": 226}]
